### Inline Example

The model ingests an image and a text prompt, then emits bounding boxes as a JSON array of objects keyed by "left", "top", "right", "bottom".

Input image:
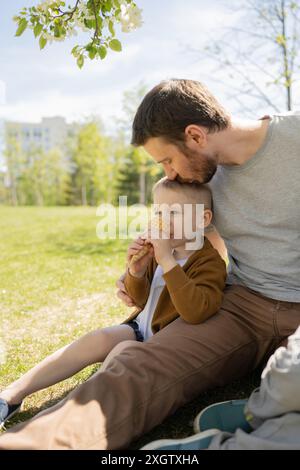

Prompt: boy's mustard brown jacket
[{"left": 122, "top": 237, "right": 227, "bottom": 334}]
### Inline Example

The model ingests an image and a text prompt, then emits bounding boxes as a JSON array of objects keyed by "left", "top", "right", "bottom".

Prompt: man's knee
[
  {"left": 100, "top": 339, "right": 142, "bottom": 370},
  {"left": 111, "top": 339, "right": 140, "bottom": 355}
]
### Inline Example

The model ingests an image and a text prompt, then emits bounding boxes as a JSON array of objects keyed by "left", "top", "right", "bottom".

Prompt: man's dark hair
[{"left": 131, "top": 79, "right": 230, "bottom": 146}]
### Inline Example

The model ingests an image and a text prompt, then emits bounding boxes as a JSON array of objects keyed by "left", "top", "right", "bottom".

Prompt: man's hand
[{"left": 116, "top": 273, "right": 136, "bottom": 307}]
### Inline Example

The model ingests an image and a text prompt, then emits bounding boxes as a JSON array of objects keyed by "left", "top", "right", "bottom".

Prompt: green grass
[{"left": 0, "top": 206, "right": 260, "bottom": 449}]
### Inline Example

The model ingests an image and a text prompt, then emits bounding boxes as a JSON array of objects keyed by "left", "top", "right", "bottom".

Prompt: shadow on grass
[
  {"left": 2, "top": 368, "right": 261, "bottom": 450},
  {"left": 4, "top": 394, "right": 70, "bottom": 430},
  {"left": 130, "top": 369, "right": 261, "bottom": 450},
  {"left": 2, "top": 366, "right": 101, "bottom": 433}
]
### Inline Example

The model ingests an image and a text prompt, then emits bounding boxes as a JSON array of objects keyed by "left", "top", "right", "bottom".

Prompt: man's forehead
[{"left": 144, "top": 137, "right": 176, "bottom": 160}]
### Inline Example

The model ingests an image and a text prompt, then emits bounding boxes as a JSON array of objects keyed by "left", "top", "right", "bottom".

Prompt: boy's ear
[{"left": 203, "top": 209, "right": 213, "bottom": 228}]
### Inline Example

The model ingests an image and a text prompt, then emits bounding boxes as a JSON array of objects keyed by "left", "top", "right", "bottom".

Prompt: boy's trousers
[
  {"left": 0, "top": 284, "right": 299, "bottom": 449},
  {"left": 209, "top": 326, "right": 300, "bottom": 450}
]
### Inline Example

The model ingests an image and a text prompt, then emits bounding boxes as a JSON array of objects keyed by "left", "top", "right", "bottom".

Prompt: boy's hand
[
  {"left": 127, "top": 236, "right": 154, "bottom": 278},
  {"left": 143, "top": 230, "right": 176, "bottom": 272}
]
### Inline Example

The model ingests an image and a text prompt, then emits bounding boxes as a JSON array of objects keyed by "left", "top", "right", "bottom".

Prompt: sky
[
  {"left": 0, "top": 0, "right": 246, "bottom": 132},
  {"left": 0, "top": 0, "right": 298, "bottom": 136}
]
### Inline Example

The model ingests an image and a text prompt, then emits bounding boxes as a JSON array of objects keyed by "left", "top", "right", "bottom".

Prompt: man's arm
[{"left": 205, "top": 227, "right": 228, "bottom": 263}]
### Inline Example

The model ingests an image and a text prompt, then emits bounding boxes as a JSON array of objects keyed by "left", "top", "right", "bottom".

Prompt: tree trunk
[
  {"left": 280, "top": 0, "right": 292, "bottom": 110},
  {"left": 139, "top": 168, "right": 146, "bottom": 205},
  {"left": 10, "top": 181, "right": 18, "bottom": 206},
  {"left": 81, "top": 182, "right": 87, "bottom": 205}
]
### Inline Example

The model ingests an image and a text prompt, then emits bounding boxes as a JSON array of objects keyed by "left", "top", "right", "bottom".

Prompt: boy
[{"left": 0, "top": 177, "right": 226, "bottom": 428}]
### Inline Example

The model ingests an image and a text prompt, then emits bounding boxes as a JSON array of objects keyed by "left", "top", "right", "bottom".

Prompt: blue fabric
[{"left": 125, "top": 320, "right": 144, "bottom": 342}]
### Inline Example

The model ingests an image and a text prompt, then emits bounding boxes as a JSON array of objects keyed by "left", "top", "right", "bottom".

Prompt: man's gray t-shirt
[{"left": 209, "top": 113, "right": 300, "bottom": 302}]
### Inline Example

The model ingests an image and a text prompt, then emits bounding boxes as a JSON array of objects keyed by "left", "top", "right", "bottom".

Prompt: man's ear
[{"left": 185, "top": 124, "right": 207, "bottom": 146}]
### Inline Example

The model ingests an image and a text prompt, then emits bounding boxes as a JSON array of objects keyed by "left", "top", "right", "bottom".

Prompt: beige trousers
[{"left": 0, "top": 284, "right": 300, "bottom": 450}]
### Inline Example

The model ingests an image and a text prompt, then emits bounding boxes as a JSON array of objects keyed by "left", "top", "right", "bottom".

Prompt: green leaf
[
  {"left": 39, "top": 35, "right": 47, "bottom": 50},
  {"left": 109, "top": 39, "right": 122, "bottom": 52},
  {"left": 108, "top": 20, "right": 115, "bottom": 36},
  {"left": 34, "top": 23, "right": 43, "bottom": 38},
  {"left": 71, "top": 45, "right": 80, "bottom": 56},
  {"left": 15, "top": 18, "right": 28, "bottom": 37},
  {"left": 103, "top": 0, "right": 113, "bottom": 12},
  {"left": 54, "top": 25, "right": 62, "bottom": 37},
  {"left": 77, "top": 55, "right": 84, "bottom": 69},
  {"left": 85, "top": 19, "right": 94, "bottom": 29},
  {"left": 88, "top": 47, "right": 97, "bottom": 59},
  {"left": 98, "top": 45, "right": 107, "bottom": 60}
]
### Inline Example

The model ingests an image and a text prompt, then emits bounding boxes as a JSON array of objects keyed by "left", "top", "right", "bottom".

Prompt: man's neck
[{"left": 214, "top": 116, "right": 271, "bottom": 166}]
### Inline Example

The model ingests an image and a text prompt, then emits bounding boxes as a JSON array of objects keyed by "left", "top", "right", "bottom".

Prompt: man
[{"left": 0, "top": 79, "right": 299, "bottom": 449}]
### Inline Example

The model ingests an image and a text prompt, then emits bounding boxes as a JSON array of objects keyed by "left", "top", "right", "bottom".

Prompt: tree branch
[
  {"left": 91, "top": 0, "right": 100, "bottom": 44},
  {"left": 52, "top": 0, "right": 81, "bottom": 20}
]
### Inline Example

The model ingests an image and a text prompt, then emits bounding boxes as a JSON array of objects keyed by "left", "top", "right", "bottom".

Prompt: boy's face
[{"left": 152, "top": 188, "right": 211, "bottom": 249}]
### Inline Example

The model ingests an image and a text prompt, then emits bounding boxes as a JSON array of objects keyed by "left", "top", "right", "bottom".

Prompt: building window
[{"left": 22, "top": 129, "right": 30, "bottom": 139}]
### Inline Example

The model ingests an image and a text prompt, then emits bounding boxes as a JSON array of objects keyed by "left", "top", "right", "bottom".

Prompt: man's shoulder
[
  {"left": 269, "top": 111, "right": 300, "bottom": 127},
  {"left": 269, "top": 111, "right": 300, "bottom": 143},
  {"left": 270, "top": 111, "right": 300, "bottom": 117}
]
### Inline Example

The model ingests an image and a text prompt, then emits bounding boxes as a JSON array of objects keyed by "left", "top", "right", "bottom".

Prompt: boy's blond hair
[{"left": 152, "top": 176, "right": 212, "bottom": 211}]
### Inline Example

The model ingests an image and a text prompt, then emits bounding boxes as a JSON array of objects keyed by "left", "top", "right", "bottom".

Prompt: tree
[
  {"left": 115, "top": 146, "right": 163, "bottom": 205},
  {"left": 115, "top": 82, "right": 163, "bottom": 205},
  {"left": 0, "top": 171, "right": 7, "bottom": 205},
  {"left": 17, "top": 145, "right": 57, "bottom": 205},
  {"left": 41, "top": 147, "right": 71, "bottom": 205},
  {"left": 14, "top": 0, "right": 143, "bottom": 67},
  {"left": 69, "top": 119, "right": 115, "bottom": 205},
  {"left": 188, "top": 0, "right": 300, "bottom": 113},
  {"left": 3, "top": 135, "right": 24, "bottom": 206},
  {"left": 115, "top": 147, "right": 141, "bottom": 205}
]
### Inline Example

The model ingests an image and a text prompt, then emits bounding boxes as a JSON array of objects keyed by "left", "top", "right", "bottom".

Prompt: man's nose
[{"left": 165, "top": 167, "right": 178, "bottom": 180}]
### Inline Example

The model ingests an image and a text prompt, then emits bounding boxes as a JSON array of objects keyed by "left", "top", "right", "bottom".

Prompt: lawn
[{"left": 0, "top": 206, "right": 260, "bottom": 449}]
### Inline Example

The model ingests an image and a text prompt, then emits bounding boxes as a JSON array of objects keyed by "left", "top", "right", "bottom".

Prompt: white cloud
[
  {"left": 0, "top": 41, "right": 142, "bottom": 128},
  {"left": 49, "top": 43, "right": 141, "bottom": 79},
  {"left": 0, "top": 0, "right": 261, "bottom": 130},
  {"left": 1, "top": 87, "right": 123, "bottom": 126},
  {"left": 170, "top": 2, "right": 242, "bottom": 37}
]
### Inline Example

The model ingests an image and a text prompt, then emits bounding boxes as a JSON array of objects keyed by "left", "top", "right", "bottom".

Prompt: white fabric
[{"left": 135, "top": 258, "right": 187, "bottom": 341}]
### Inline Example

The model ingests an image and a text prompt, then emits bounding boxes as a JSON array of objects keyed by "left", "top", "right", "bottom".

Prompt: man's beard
[{"left": 176, "top": 143, "right": 218, "bottom": 184}]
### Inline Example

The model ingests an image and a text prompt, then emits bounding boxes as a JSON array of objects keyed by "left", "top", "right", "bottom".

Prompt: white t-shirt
[{"left": 135, "top": 258, "right": 188, "bottom": 341}]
